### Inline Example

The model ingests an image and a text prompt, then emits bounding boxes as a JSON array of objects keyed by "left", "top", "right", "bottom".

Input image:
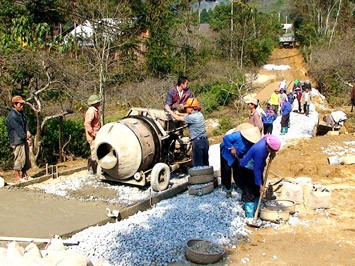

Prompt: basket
[
  {"left": 265, "top": 199, "right": 296, "bottom": 214},
  {"left": 188, "top": 182, "right": 214, "bottom": 196},
  {"left": 185, "top": 239, "right": 224, "bottom": 264},
  {"left": 260, "top": 208, "right": 290, "bottom": 223}
]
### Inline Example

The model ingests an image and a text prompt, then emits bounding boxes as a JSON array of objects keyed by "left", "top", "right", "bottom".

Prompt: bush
[
  {"left": 0, "top": 118, "right": 13, "bottom": 170},
  {"left": 39, "top": 118, "right": 89, "bottom": 165},
  {"left": 210, "top": 115, "right": 244, "bottom": 137},
  {"left": 198, "top": 82, "right": 232, "bottom": 114}
]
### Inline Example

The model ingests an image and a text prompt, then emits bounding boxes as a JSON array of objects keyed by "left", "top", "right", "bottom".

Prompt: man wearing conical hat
[
  {"left": 84, "top": 94, "right": 102, "bottom": 175},
  {"left": 220, "top": 123, "right": 262, "bottom": 198}
]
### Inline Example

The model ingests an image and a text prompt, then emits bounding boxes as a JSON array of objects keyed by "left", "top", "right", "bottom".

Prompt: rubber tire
[
  {"left": 188, "top": 174, "right": 214, "bottom": 185},
  {"left": 188, "top": 166, "right": 214, "bottom": 177},
  {"left": 151, "top": 163, "right": 171, "bottom": 192}
]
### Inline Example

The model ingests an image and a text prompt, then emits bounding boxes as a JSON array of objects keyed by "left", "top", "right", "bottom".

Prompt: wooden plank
[{"left": 0, "top": 236, "right": 79, "bottom": 245}]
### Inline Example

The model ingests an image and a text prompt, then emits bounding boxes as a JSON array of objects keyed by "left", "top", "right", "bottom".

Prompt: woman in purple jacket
[{"left": 239, "top": 134, "right": 281, "bottom": 218}]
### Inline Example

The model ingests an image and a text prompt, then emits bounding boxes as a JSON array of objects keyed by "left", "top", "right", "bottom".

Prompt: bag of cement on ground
[
  {"left": 279, "top": 180, "right": 303, "bottom": 204},
  {"left": 306, "top": 185, "right": 332, "bottom": 209}
]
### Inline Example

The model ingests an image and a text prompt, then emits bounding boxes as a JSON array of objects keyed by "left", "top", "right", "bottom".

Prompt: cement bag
[
  {"left": 279, "top": 181, "right": 303, "bottom": 204},
  {"left": 306, "top": 186, "right": 331, "bottom": 209},
  {"left": 294, "top": 177, "right": 313, "bottom": 205}
]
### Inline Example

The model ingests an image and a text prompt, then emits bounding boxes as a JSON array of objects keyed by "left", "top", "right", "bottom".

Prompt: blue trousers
[{"left": 192, "top": 138, "right": 209, "bottom": 167}]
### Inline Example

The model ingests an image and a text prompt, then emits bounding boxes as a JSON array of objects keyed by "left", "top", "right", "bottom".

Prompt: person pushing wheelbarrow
[{"left": 238, "top": 134, "right": 281, "bottom": 219}]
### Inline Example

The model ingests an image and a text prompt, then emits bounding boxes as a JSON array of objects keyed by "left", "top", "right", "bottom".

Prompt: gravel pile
[{"left": 69, "top": 189, "right": 249, "bottom": 265}]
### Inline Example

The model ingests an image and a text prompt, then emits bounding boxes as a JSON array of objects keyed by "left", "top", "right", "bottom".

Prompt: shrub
[
  {"left": 0, "top": 118, "right": 13, "bottom": 170},
  {"left": 39, "top": 118, "right": 88, "bottom": 165},
  {"left": 211, "top": 115, "right": 238, "bottom": 136}
]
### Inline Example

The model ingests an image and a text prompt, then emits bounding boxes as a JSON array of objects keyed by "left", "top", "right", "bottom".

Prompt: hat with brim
[
  {"left": 226, "top": 123, "right": 254, "bottom": 135},
  {"left": 240, "top": 126, "right": 262, "bottom": 143},
  {"left": 88, "top": 95, "right": 102, "bottom": 105},
  {"left": 245, "top": 98, "right": 258, "bottom": 106},
  {"left": 236, "top": 123, "right": 254, "bottom": 132},
  {"left": 11, "top": 95, "right": 25, "bottom": 103}
]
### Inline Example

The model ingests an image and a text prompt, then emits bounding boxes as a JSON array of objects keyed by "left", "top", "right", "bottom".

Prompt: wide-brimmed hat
[
  {"left": 235, "top": 123, "right": 254, "bottom": 132},
  {"left": 11, "top": 95, "right": 25, "bottom": 103},
  {"left": 245, "top": 98, "right": 258, "bottom": 106},
  {"left": 225, "top": 123, "right": 253, "bottom": 135},
  {"left": 240, "top": 126, "right": 262, "bottom": 143},
  {"left": 88, "top": 95, "right": 102, "bottom": 105}
]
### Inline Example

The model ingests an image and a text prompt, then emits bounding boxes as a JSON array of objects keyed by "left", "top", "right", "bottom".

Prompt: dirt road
[{"left": 226, "top": 48, "right": 355, "bottom": 265}]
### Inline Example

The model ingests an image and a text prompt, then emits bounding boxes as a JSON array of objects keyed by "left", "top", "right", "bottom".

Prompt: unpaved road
[{"left": 226, "top": 48, "right": 355, "bottom": 266}]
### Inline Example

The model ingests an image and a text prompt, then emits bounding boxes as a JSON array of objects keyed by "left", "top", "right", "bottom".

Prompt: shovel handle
[{"left": 252, "top": 156, "right": 274, "bottom": 225}]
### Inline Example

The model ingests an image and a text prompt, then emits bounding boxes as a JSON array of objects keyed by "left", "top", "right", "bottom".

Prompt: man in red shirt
[{"left": 165, "top": 76, "right": 193, "bottom": 113}]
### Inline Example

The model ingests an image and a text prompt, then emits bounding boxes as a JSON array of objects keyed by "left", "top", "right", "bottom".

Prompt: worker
[
  {"left": 281, "top": 100, "right": 292, "bottom": 135},
  {"left": 268, "top": 89, "right": 280, "bottom": 115},
  {"left": 301, "top": 87, "right": 313, "bottom": 116},
  {"left": 168, "top": 97, "right": 209, "bottom": 167},
  {"left": 84, "top": 94, "right": 102, "bottom": 175},
  {"left": 261, "top": 104, "right": 277, "bottom": 135},
  {"left": 239, "top": 134, "right": 281, "bottom": 218},
  {"left": 6, "top": 95, "right": 32, "bottom": 182},
  {"left": 245, "top": 98, "right": 263, "bottom": 132},
  {"left": 165, "top": 75, "right": 193, "bottom": 113},
  {"left": 279, "top": 79, "right": 287, "bottom": 91},
  {"left": 220, "top": 123, "right": 261, "bottom": 198}
]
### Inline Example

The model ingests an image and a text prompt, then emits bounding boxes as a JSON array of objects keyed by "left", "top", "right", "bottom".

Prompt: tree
[{"left": 69, "top": 0, "right": 137, "bottom": 124}]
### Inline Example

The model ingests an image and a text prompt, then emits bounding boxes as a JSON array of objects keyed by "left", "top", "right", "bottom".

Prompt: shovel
[{"left": 247, "top": 156, "right": 274, "bottom": 228}]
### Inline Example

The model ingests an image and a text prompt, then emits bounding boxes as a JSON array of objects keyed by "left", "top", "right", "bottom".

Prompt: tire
[
  {"left": 188, "top": 166, "right": 214, "bottom": 177},
  {"left": 188, "top": 174, "right": 214, "bottom": 185},
  {"left": 151, "top": 163, "right": 171, "bottom": 192},
  {"left": 188, "top": 182, "right": 214, "bottom": 196}
]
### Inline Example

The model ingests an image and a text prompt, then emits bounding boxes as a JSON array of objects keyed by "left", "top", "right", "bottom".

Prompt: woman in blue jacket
[{"left": 220, "top": 123, "right": 261, "bottom": 197}]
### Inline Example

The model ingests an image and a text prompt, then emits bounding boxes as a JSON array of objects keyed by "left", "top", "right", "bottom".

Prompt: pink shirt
[
  {"left": 249, "top": 110, "right": 263, "bottom": 132},
  {"left": 84, "top": 106, "right": 101, "bottom": 141}
]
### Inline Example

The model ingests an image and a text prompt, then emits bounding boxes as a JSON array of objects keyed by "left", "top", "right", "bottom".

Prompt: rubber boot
[
  {"left": 87, "top": 157, "right": 93, "bottom": 174},
  {"left": 244, "top": 202, "right": 256, "bottom": 218},
  {"left": 285, "top": 127, "right": 288, "bottom": 133},
  {"left": 281, "top": 127, "right": 285, "bottom": 135},
  {"left": 226, "top": 189, "right": 232, "bottom": 198},
  {"left": 91, "top": 160, "right": 98, "bottom": 175}
]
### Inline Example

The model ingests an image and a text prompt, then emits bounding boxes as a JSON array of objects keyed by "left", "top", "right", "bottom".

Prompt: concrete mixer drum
[{"left": 94, "top": 108, "right": 192, "bottom": 191}]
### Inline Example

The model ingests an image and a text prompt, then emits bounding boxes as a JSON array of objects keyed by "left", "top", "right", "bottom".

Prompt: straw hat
[
  {"left": 245, "top": 98, "right": 258, "bottom": 106},
  {"left": 240, "top": 126, "right": 262, "bottom": 143},
  {"left": 235, "top": 123, "right": 254, "bottom": 131}
]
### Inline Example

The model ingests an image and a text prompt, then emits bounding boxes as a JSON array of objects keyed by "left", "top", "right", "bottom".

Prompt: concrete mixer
[{"left": 94, "top": 108, "right": 192, "bottom": 191}]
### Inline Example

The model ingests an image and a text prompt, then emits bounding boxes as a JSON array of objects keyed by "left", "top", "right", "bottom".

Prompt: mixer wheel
[{"left": 151, "top": 163, "right": 171, "bottom": 192}]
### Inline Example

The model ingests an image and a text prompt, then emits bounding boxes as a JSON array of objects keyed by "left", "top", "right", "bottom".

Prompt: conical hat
[
  {"left": 240, "top": 126, "right": 262, "bottom": 143},
  {"left": 225, "top": 123, "right": 254, "bottom": 135},
  {"left": 236, "top": 123, "right": 254, "bottom": 131}
]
